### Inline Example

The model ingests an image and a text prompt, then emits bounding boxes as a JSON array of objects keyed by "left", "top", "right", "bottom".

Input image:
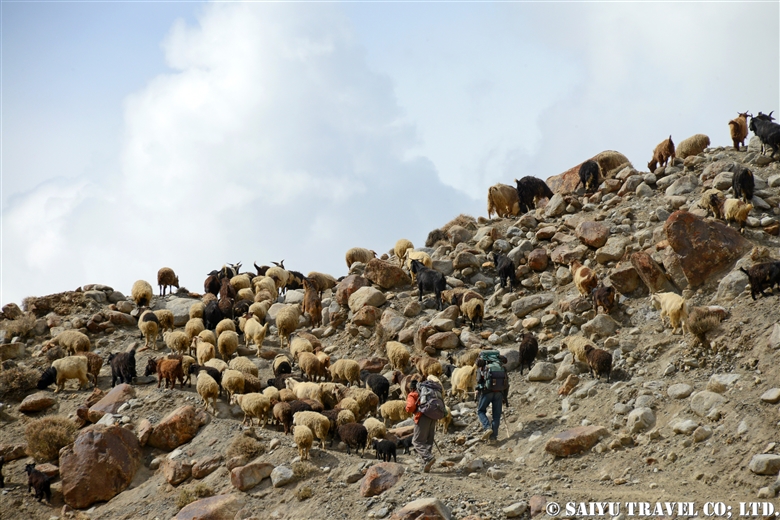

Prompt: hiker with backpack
[
  {"left": 405, "top": 378, "right": 446, "bottom": 473},
  {"left": 475, "top": 350, "right": 509, "bottom": 442}
]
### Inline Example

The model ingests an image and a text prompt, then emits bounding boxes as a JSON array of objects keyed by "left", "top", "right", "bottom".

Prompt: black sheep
[
  {"left": 232, "top": 299, "right": 252, "bottom": 320},
  {"left": 372, "top": 438, "right": 397, "bottom": 462},
  {"left": 289, "top": 400, "right": 314, "bottom": 416},
  {"left": 514, "top": 176, "right": 554, "bottom": 214},
  {"left": 518, "top": 332, "right": 538, "bottom": 375},
  {"left": 204, "top": 300, "right": 223, "bottom": 330},
  {"left": 360, "top": 372, "right": 390, "bottom": 405},
  {"left": 25, "top": 463, "right": 51, "bottom": 502},
  {"left": 584, "top": 345, "right": 612, "bottom": 383},
  {"left": 321, "top": 408, "right": 341, "bottom": 446},
  {"left": 189, "top": 364, "right": 223, "bottom": 395},
  {"left": 577, "top": 159, "right": 601, "bottom": 193},
  {"left": 395, "top": 435, "right": 413, "bottom": 454},
  {"left": 108, "top": 347, "right": 136, "bottom": 387},
  {"left": 732, "top": 165, "right": 755, "bottom": 204},
  {"left": 410, "top": 259, "right": 446, "bottom": 311},
  {"left": 272, "top": 356, "right": 293, "bottom": 377},
  {"left": 740, "top": 261, "right": 780, "bottom": 300},
  {"left": 336, "top": 423, "right": 368, "bottom": 456},
  {"left": 36, "top": 366, "right": 58, "bottom": 390},
  {"left": 267, "top": 373, "right": 300, "bottom": 390},
  {"left": 492, "top": 252, "right": 516, "bottom": 290},
  {"left": 217, "top": 297, "right": 234, "bottom": 321}
]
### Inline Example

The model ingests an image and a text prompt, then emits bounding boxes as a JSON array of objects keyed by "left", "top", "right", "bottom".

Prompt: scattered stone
[
  {"left": 230, "top": 459, "right": 274, "bottom": 491},
  {"left": 575, "top": 221, "right": 610, "bottom": 248},
  {"left": 364, "top": 258, "right": 411, "bottom": 290},
  {"left": 192, "top": 454, "right": 223, "bottom": 479},
  {"left": 147, "top": 405, "right": 210, "bottom": 451},
  {"left": 627, "top": 407, "right": 656, "bottom": 433},
  {"left": 511, "top": 294, "right": 554, "bottom": 318},
  {"left": 667, "top": 383, "right": 693, "bottom": 399},
  {"left": 360, "top": 462, "right": 405, "bottom": 497},
  {"left": 19, "top": 392, "right": 57, "bottom": 413},
  {"left": 544, "top": 425, "right": 608, "bottom": 457},
  {"left": 749, "top": 454, "right": 780, "bottom": 475},
  {"left": 88, "top": 383, "right": 136, "bottom": 422},
  {"left": 690, "top": 391, "right": 727, "bottom": 418},
  {"left": 631, "top": 251, "right": 676, "bottom": 293},
  {"left": 389, "top": 497, "right": 451, "bottom": 520},
  {"left": 527, "top": 249, "right": 549, "bottom": 271},
  {"left": 761, "top": 388, "right": 780, "bottom": 404},
  {"left": 271, "top": 465, "right": 295, "bottom": 487},
  {"left": 693, "top": 426, "right": 712, "bottom": 442},
  {"left": 595, "top": 237, "right": 629, "bottom": 264},
  {"left": 427, "top": 331, "right": 460, "bottom": 350},
  {"left": 504, "top": 502, "right": 528, "bottom": 518},
  {"left": 527, "top": 362, "right": 556, "bottom": 381},
  {"left": 161, "top": 457, "right": 193, "bottom": 486},
  {"left": 174, "top": 494, "right": 247, "bottom": 520},
  {"left": 336, "top": 275, "right": 372, "bottom": 307},
  {"left": 348, "top": 287, "right": 387, "bottom": 312},
  {"left": 580, "top": 314, "right": 620, "bottom": 338}
]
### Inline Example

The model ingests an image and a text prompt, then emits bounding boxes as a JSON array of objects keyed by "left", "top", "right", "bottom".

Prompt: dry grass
[
  {"left": 225, "top": 433, "right": 265, "bottom": 461},
  {"left": 0, "top": 365, "right": 41, "bottom": 398},
  {"left": 0, "top": 313, "right": 36, "bottom": 339},
  {"left": 441, "top": 213, "right": 476, "bottom": 232},
  {"left": 291, "top": 461, "right": 318, "bottom": 479},
  {"left": 25, "top": 416, "right": 78, "bottom": 462},
  {"left": 295, "top": 485, "right": 313, "bottom": 501},
  {"left": 176, "top": 483, "right": 213, "bottom": 509}
]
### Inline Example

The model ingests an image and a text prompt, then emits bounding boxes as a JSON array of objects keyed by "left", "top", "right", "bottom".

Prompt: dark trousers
[
  {"left": 412, "top": 414, "right": 436, "bottom": 461},
  {"left": 477, "top": 391, "right": 503, "bottom": 438}
]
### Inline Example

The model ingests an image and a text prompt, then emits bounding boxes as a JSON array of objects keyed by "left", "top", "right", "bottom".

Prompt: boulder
[
  {"left": 0, "top": 444, "right": 27, "bottom": 461},
  {"left": 575, "top": 221, "right": 610, "bottom": 248},
  {"left": 595, "top": 237, "right": 629, "bottom": 264},
  {"left": 380, "top": 310, "right": 407, "bottom": 337},
  {"left": 403, "top": 301, "right": 422, "bottom": 318},
  {"left": 174, "top": 494, "right": 247, "bottom": 520},
  {"left": 271, "top": 465, "right": 296, "bottom": 487},
  {"left": 230, "top": 459, "right": 274, "bottom": 491},
  {"left": 352, "top": 306, "right": 382, "bottom": 327},
  {"left": 664, "top": 211, "right": 751, "bottom": 287},
  {"left": 690, "top": 391, "right": 727, "bottom": 418},
  {"left": 527, "top": 249, "right": 549, "bottom": 272},
  {"left": 453, "top": 252, "right": 480, "bottom": 270},
  {"left": 544, "top": 193, "right": 566, "bottom": 217},
  {"left": 448, "top": 226, "right": 472, "bottom": 246},
  {"left": 544, "top": 425, "right": 608, "bottom": 457},
  {"left": 665, "top": 175, "right": 698, "bottom": 196},
  {"left": 192, "top": 454, "right": 223, "bottom": 479},
  {"left": 348, "top": 287, "right": 387, "bottom": 313},
  {"left": 360, "top": 462, "right": 405, "bottom": 497},
  {"left": 364, "top": 258, "right": 411, "bottom": 290},
  {"left": 335, "top": 275, "right": 372, "bottom": 307},
  {"left": 498, "top": 348, "right": 520, "bottom": 372},
  {"left": 430, "top": 319, "right": 455, "bottom": 332},
  {"left": 749, "top": 454, "right": 780, "bottom": 475},
  {"left": 432, "top": 259, "right": 454, "bottom": 276},
  {"left": 161, "top": 457, "right": 193, "bottom": 486},
  {"left": 60, "top": 424, "right": 141, "bottom": 509},
  {"left": 19, "top": 392, "right": 57, "bottom": 413},
  {"left": 527, "top": 362, "right": 556, "bottom": 381},
  {"left": 358, "top": 357, "right": 388, "bottom": 374},
  {"left": 667, "top": 383, "right": 693, "bottom": 399},
  {"left": 626, "top": 407, "right": 656, "bottom": 433},
  {"left": 550, "top": 243, "right": 588, "bottom": 264},
  {"left": 88, "top": 383, "right": 135, "bottom": 422},
  {"left": 390, "top": 497, "right": 451, "bottom": 520},
  {"left": 630, "top": 252, "right": 676, "bottom": 293},
  {"left": 769, "top": 324, "right": 780, "bottom": 350},
  {"left": 147, "top": 405, "right": 209, "bottom": 451},
  {"left": 108, "top": 311, "right": 137, "bottom": 327},
  {"left": 161, "top": 298, "right": 197, "bottom": 327},
  {"left": 426, "top": 331, "right": 460, "bottom": 350},
  {"left": 580, "top": 315, "right": 620, "bottom": 338},
  {"left": 511, "top": 294, "right": 554, "bottom": 318}
]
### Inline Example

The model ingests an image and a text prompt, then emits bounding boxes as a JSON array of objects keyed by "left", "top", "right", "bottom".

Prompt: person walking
[
  {"left": 405, "top": 378, "right": 446, "bottom": 472},
  {"left": 475, "top": 350, "right": 508, "bottom": 442}
]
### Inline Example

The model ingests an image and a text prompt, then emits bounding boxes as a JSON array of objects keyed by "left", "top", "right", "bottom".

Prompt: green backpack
[{"left": 478, "top": 350, "right": 507, "bottom": 392}]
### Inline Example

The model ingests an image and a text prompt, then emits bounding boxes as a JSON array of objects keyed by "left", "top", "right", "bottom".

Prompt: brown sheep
[
  {"left": 647, "top": 135, "right": 675, "bottom": 173},
  {"left": 157, "top": 267, "right": 179, "bottom": 296},
  {"left": 486, "top": 183, "right": 520, "bottom": 219}
]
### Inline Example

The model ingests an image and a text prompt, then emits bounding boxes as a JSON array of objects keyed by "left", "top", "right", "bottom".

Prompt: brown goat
[
  {"left": 145, "top": 357, "right": 184, "bottom": 390},
  {"left": 301, "top": 278, "right": 323, "bottom": 328},
  {"left": 648, "top": 135, "right": 675, "bottom": 173},
  {"left": 729, "top": 111, "right": 750, "bottom": 150}
]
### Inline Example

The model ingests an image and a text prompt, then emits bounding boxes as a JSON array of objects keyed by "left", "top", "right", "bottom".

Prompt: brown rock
[
  {"left": 546, "top": 151, "right": 629, "bottom": 194},
  {"left": 358, "top": 357, "right": 388, "bottom": 374},
  {"left": 426, "top": 331, "right": 460, "bottom": 350},
  {"left": 398, "top": 328, "right": 414, "bottom": 344},
  {"left": 550, "top": 243, "right": 588, "bottom": 264},
  {"left": 448, "top": 225, "right": 473, "bottom": 245},
  {"left": 607, "top": 263, "right": 641, "bottom": 294},
  {"left": 453, "top": 252, "right": 479, "bottom": 270},
  {"left": 88, "top": 383, "right": 135, "bottom": 422},
  {"left": 364, "top": 258, "right": 411, "bottom": 290},
  {"left": 360, "top": 462, "right": 405, "bottom": 497},
  {"left": 664, "top": 210, "right": 751, "bottom": 287},
  {"left": 575, "top": 221, "right": 610, "bottom": 249},
  {"left": 19, "top": 392, "right": 57, "bottom": 413},
  {"left": 390, "top": 497, "right": 451, "bottom": 520},
  {"left": 230, "top": 459, "right": 274, "bottom": 491},
  {"left": 108, "top": 311, "right": 136, "bottom": 327},
  {"left": 535, "top": 226, "right": 557, "bottom": 241},
  {"left": 527, "top": 249, "right": 549, "bottom": 272},
  {"left": 192, "top": 454, "right": 223, "bottom": 479},
  {"left": 60, "top": 424, "right": 141, "bottom": 509},
  {"left": 0, "top": 443, "right": 27, "bottom": 461},
  {"left": 544, "top": 425, "right": 608, "bottom": 457},
  {"left": 335, "top": 275, "right": 372, "bottom": 307},
  {"left": 35, "top": 463, "right": 59, "bottom": 478},
  {"left": 137, "top": 418, "right": 153, "bottom": 447},
  {"left": 161, "top": 457, "right": 193, "bottom": 486},
  {"left": 2, "top": 303, "right": 23, "bottom": 320},
  {"left": 388, "top": 425, "right": 415, "bottom": 438},
  {"left": 630, "top": 251, "right": 676, "bottom": 293},
  {"left": 765, "top": 222, "right": 780, "bottom": 236},
  {"left": 414, "top": 326, "right": 437, "bottom": 353},
  {"left": 662, "top": 247, "right": 688, "bottom": 290},
  {"left": 529, "top": 495, "right": 547, "bottom": 517},
  {"left": 602, "top": 178, "right": 622, "bottom": 193},
  {"left": 352, "top": 306, "right": 382, "bottom": 327},
  {"left": 147, "top": 405, "right": 209, "bottom": 451},
  {"left": 174, "top": 493, "right": 247, "bottom": 520},
  {"left": 83, "top": 387, "right": 105, "bottom": 407}
]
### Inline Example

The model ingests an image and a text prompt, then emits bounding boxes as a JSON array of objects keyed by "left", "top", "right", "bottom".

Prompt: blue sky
[{"left": 1, "top": 1, "right": 778, "bottom": 306}]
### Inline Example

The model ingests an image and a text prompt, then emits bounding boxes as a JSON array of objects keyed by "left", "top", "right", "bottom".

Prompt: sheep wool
[
  {"left": 292, "top": 411, "right": 330, "bottom": 449},
  {"left": 217, "top": 330, "right": 239, "bottom": 361},
  {"left": 293, "top": 424, "right": 314, "bottom": 460},
  {"left": 196, "top": 372, "right": 220, "bottom": 414},
  {"left": 131, "top": 280, "right": 153, "bottom": 307}
]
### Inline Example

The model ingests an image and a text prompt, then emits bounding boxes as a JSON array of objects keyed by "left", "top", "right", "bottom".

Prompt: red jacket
[{"left": 405, "top": 390, "right": 422, "bottom": 423}]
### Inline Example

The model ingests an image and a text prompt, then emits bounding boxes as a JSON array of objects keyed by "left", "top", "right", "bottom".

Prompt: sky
[{"left": 1, "top": 1, "right": 778, "bottom": 306}]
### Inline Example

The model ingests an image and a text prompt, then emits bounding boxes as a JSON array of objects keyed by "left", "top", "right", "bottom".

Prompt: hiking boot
[
  {"left": 423, "top": 457, "right": 436, "bottom": 473},
  {"left": 480, "top": 429, "right": 494, "bottom": 441}
]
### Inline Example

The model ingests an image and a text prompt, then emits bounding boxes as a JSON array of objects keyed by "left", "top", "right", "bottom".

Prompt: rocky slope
[{"left": 1, "top": 136, "right": 780, "bottom": 520}]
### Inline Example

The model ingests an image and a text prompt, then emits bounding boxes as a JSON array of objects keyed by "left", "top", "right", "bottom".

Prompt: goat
[
  {"left": 740, "top": 261, "right": 780, "bottom": 300},
  {"left": 410, "top": 259, "right": 446, "bottom": 311},
  {"left": 591, "top": 284, "right": 616, "bottom": 314},
  {"left": 514, "top": 176, "right": 554, "bottom": 213},
  {"left": 732, "top": 165, "right": 754, "bottom": 203},
  {"left": 577, "top": 160, "right": 601, "bottom": 193},
  {"left": 492, "top": 252, "right": 516, "bottom": 290},
  {"left": 25, "top": 463, "right": 51, "bottom": 502},
  {"left": 108, "top": 347, "right": 137, "bottom": 387},
  {"left": 647, "top": 135, "right": 675, "bottom": 173},
  {"left": 728, "top": 112, "right": 750, "bottom": 150},
  {"left": 749, "top": 112, "right": 780, "bottom": 157}
]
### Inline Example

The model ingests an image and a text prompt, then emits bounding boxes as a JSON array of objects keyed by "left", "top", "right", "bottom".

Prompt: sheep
[
  {"left": 240, "top": 315, "right": 267, "bottom": 350},
  {"left": 185, "top": 318, "right": 205, "bottom": 343},
  {"left": 343, "top": 387, "right": 380, "bottom": 419},
  {"left": 329, "top": 359, "right": 361, "bottom": 387},
  {"left": 729, "top": 112, "right": 750, "bottom": 150},
  {"left": 231, "top": 393, "right": 272, "bottom": 427},
  {"left": 230, "top": 273, "right": 252, "bottom": 292},
  {"left": 396, "top": 435, "right": 413, "bottom": 455},
  {"left": 458, "top": 294, "right": 484, "bottom": 331},
  {"left": 292, "top": 411, "right": 330, "bottom": 449},
  {"left": 273, "top": 353, "right": 293, "bottom": 376},
  {"left": 293, "top": 424, "right": 314, "bottom": 460},
  {"left": 219, "top": 277, "right": 237, "bottom": 301},
  {"left": 337, "top": 397, "right": 360, "bottom": 419},
  {"left": 264, "top": 385, "right": 280, "bottom": 402},
  {"left": 253, "top": 275, "right": 278, "bottom": 296},
  {"left": 739, "top": 261, "right": 780, "bottom": 300},
  {"left": 301, "top": 278, "right": 323, "bottom": 328},
  {"left": 336, "top": 423, "right": 368, "bottom": 456},
  {"left": 248, "top": 301, "right": 269, "bottom": 322},
  {"left": 217, "top": 297, "right": 234, "bottom": 326},
  {"left": 108, "top": 347, "right": 137, "bottom": 387},
  {"left": 46, "top": 330, "right": 91, "bottom": 355},
  {"left": 723, "top": 199, "right": 753, "bottom": 231},
  {"left": 229, "top": 356, "right": 259, "bottom": 377},
  {"left": 203, "top": 301, "right": 223, "bottom": 331},
  {"left": 196, "top": 371, "right": 220, "bottom": 414},
  {"left": 361, "top": 371, "right": 390, "bottom": 404},
  {"left": 650, "top": 292, "right": 689, "bottom": 335},
  {"left": 266, "top": 265, "right": 290, "bottom": 295},
  {"left": 298, "top": 352, "right": 327, "bottom": 382},
  {"left": 285, "top": 271, "right": 306, "bottom": 293},
  {"left": 273, "top": 402, "right": 293, "bottom": 434},
  {"left": 131, "top": 280, "right": 153, "bottom": 307},
  {"left": 290, "top": 336, "right": 314, "bottom": 361},
  {"left": 453, "top": 349, "right": 480, "bottom": 367},
  {"left": 78, "top": 351, "right": 104, "bottom": 386},
  {"left": 290, "top": 399, "right": 316, "bottom": 416},
  {"left": 286, "top": 379, "right": 324, "bottom": 404},
  {"left": 138, "top": 309, "right": 160, "bottom": 350},
  {"left": 394, "top": 239, "right": 415, "bottom": 266},
  {"left": 189, "top": 364, "right": 223, "bottom": 394},
  {"left": 306, "top": 271, "right": 338, "bottom": 297},
  {"left": 591, "top": 284, "right": 616, "bottom": 314},
  {"left": 411, "top": 355, "right": 443, "bottom": 378},
  {"left": 168, "top": 353, "right": 196, "bottom": 386},
  {"left": 145, "top": 357, "right": 185, "bottom": 390},
  {"left": 243, "top": 372, "right": 264, "bottom": 394},
  {"left": 449, "top": 364, "right": 477, "bottom": 401},
  {"left": 345, "top": 247, "right": 377, "bottom": 268},
  {"left": 206, "top": 358, "right": 228, "bottom": 373},
  {"left": 732, "top": 165, "right": 755, "bottom": 203},
  {"left": 233, "top": 299, "right": 253, "bottom": 320},
  {"left": 363, "top": 417, "right": 387, "bottom": 449},
  {"left": 410, "top": 259, "right": 446, "bottom": 311},
  {"left": 268, "top": 374, "right": 299, "bottom": 392},
  {"left": 700, "top": 188, "right": 725, "bottom": 220},
  {"left": 577, "top": 160, "right": 601, "bottom": 193},
  {"left": 562, "top": 335, "right": 595, "bottom": 364},
  {"left": 193, "top": 336, "right": 216, "bottom": 366},
  {"left": 379, "top": 400, "right": 410, "bottom": 426},
  {"left": 676, "top": 134, "right": 710, "bottom": 159},
  {"left": 202, "top": 293, "right": 217, "bottom": 305},
  {"left": 222, "top": 369, "right": 245, "bottom": 401},
  {"left": 647, "top": 135, "right": 675, "bottom": 173},
  {"left": 687, "top": 306, "right": 724, "bottom": 348},
  {"left": 493, "top": 252, "right": 516, "bottom": 291},
  {"left": 749, "top": 112, "right": 780, "bottom": 156},
  {"left": 188, "top": 302, "right": 205, "bottom": 320},
  {"left": 514, "top": 176, "right": 554, "bottom": 213},
  {"left": 438, "top": 405, "right": 452, "bottom": 433},
  {"left": 570, "top": 260, "right": 598, "bottom": 296},
  {"left": 217, "top": 330, "right": 239, "bottom": 360},
  {"left": 583, "top": 345, "right": 612, "bottom": 383},
  {"left": 487, "top": 183, "right": 521, "bottom": 219},
  {"left": 37, "top": 355, "right": 90, "bottom": 393},
  {"left": 319, "top": 382, "right": 347, "bottom": 409},
  {"left": 405, "top": 250, "right": 433, "bottom": 277},
  {"left": 164, "top": 330, "right": 189, "bottom": 355},
  {"left": 156, "top": 267, "right": 179, "bottom": 296},
  {"left": 385, "top": 341, "right": 410, "bottom": 371},
  {"left": 25, "top": 463, "right": 51, "bottom": 502},
  {"left": 315, "top": 351, "right": 331, "bottom": 371},
  {"left": 215, "top": 318, "right": 236, "bottom": 338},
  {"left": 276, "top": 305, "right": 301, "bottom": 348}
]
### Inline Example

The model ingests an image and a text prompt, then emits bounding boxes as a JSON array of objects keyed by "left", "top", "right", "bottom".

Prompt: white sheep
[
  {"left": 230, "top": 274, "right": 252, "bottom": 291},
  {"left": 266, "top": 266, "right": 290, "bottom": 295},
  {"left": 185, "top": 317, "right": 205, "bottom": 343},
  {"left": 292, "top": 411, "right": 330, "bottom": 449},
  {"left": 700, "top": 188, "right": 725, "bottom": 219},
  {"left": 222, "top": 369, "right": 245, "bottom": 401},
  {"left": 237, "top": 288, "right": 255, "bottom": 302},
  {"left": 385, "top": 341, "right": 410, "bottom": 371},
  {"left": 338, "top": 397, "right": 360, "bottom": 419},
  {"left": 164, "top": 330, "right": 189, "bottom": 355},
  {"left": 676, "top": 133, "right": 710, "bottom": 159},
  {"left": 276, "top": 306, "right": 301, "bottom": 348},
  {"left": 215, "top": 318, "right": 236, "bottom": 338},
  {"left": 379, "top": 400, "right": 410, "bottom": 426},
  {"left": 229, "top": 356, "right": 259, "bottom": 377},
  {"left": 363, "top": 417, "right": 386, "bottom": 449},
  {"left": 651, "top": 292, "right": 689, "bottom": 335},
  {"left": 286, "top": 379, "right": 323, "bottom": 404},
  {"left": 561, "top": 335, "right": 595, "bottom": 364},
  {"left": 153, "top": 309, "right": 175, "bottom": 334},
  {"left": 329, "top": 359, "right": 361, "bottom": 387},
  {"left": 263, "top": 386, "right": 280, "bottom": 403},
  {"left": 243, "top": 316, "right": 268, "bottom": 349},
  {"left": 196, "top": 371, "right": 219, "bottom": 414},
  {"left": 138, "top": 310, "right": 160, "bottom": 350},
  {"left": 131, "top": 280, "right": 153, "bottom": 307},
  {"left": 189, "top": 302, "right": 205, "bottom": 320},
  {"left": 290, "top": 336, "right": 313, "bottom": 361},
  {"left": 197, "top": 329, "right": 217, "bottom": 347},
  {"left": 217, "top": 330, "right": 239, "bottom": 360},
  {"left": 450, "top": 364, "right": 477, "bottom": 402},
  {"left": 345, "top": 247, "right": 377, "bottom": 268},
  {"left": 248, "top": 301, "right": 269, "bottom": 322},
  {"left": 205, "top": 358, "right": 228, "bottom": 373},
  {"left": 231, "top": 393, "right": 271, "bottom": 427},
  {"left": 306, "top": 271, "right": 338, "bottom": 296},
  {"left": 193, "top": 336, "right": 216, "bottom": 366},
  {"left": 47, "top": 356, "right": 90, "bottom": 393},
  {"left": 293, "top": 424, "right": 314, "bottom": 460},
  {"left": 394, "top": 239, "right": 414, "bottom": 266},
  {"left": 47, "top": 330, "right": 91, "bottom": 355},
  {"left": 157, "top": 267, "right": 179, "bottom": 296}
]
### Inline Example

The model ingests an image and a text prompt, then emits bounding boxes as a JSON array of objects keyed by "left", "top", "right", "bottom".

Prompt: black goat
[
  {"left": 518, "top": 332, "right": 538, "bottom": 375},
  {"left": 372, "top": 438, "right": 397, "bottom": 462},
  {"left": 254, "top": 261, "right": 270, "bottom": 276},
  {"left": 360, "top": 371, "right": 389, "bottom": 405},
  {"left": 395, "top": 435, "right": 413, "bottom": 454},
  {"left": 108, "top": 347, "right": 136, "bottom": 387},
  {"left": 740, "top": 261, "right": 780, "bottom": 300},
  {"left": 577, "top": 159, "right": 601, "bottom": 193},
  {"left": 732, "top": 165, "right": 754, "bottom": 203},
  {"left": 204, "top": 274, "right": 220, "bottom": 296},
  {"left": 750, "top": 112, "right": 780, "bottom": 157},
  {"left": 36, "top": 366, "right": 58, "bottom": 390},
  {"left": 492, "top": 252, "right": 516, "bottom": 290},
  {"left": 232, "top": 299, "right": 252, "bottom": 319},
  {"left": 592, "top": 284, "right": 617, "bottom": 314},
  {"left": 410, "top": 259, "right": 446, "bottom": 311},
  {"left": 514, "top": 176, "right": 554, "bottom": 213},
  {"left": 25, "top": 463, "right": 51, "bottom": 502},
  {"left": 203, "top": 300, "right": 223, "bottom": 330},
  {"left": 284, "top": 271, "right": 306, "bottom": 293},
  {"left": 266, "top": 373, "right": 301, "bottom": 390},
  {"left": 219, "top": 262, "right": 241, "bottom": 280}
]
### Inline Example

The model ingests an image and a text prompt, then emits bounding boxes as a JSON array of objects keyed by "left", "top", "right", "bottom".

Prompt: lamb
[
  {"left": 290, "top": 336, "right": 314, "bottom": 361},
  {"left": 164, "top": 330, "right": 189, "bottom": 355},
  {"left": 729, "top": 112, "right": 750, "bottom": 150},
  {"left": 138, "top": 309, "right": 160, "bottom": 350},
  {"left": 647, "top": 135, "right": 675, "bottom": 173},
  {"left": 222, "top": 369, "right": 246, "bottom": 401},
  {"left": 514, "top": 176, "right": 554, "bottom": 213},
  {"left": 145, "top": 357, "right": 185, "bottom": 389},
  {"left": 410, "top": 259, "right": 446, "bottom": 311},
  {"left": 570, "top": 260, "right": 598, "bottom": 296},
  {"left": 25, "top": 463, "right": 51, "bottom": 502},
  {"left": 363, "top": 417, "right": 387, "bottom": 449},
  {"left": 215, "top": 318, "right": 236, "bottom": 338},
  {"left": 492, "top": 252, "right": 516, "bottom": 290},
  {"left": 185, "top": 318, "right": 205, "bottom": 343},
  {"left": 676, "top": 134, "right": 710, "bottom": 159},
  {"left": 229, "top": 356, "right": 259, "bottom": 377},
  {"left": 131, "top": 280, "right": 153, "bottom": 307},
  {"left": 273, "top": 354, "right": 293, "bottom": 376},
  {"left": 732, "top": 165, "right": 755, "bottom": 203},
  {"left": 396, "top": 435, "right": 413, "bottom": 455},
  {"left": 577, "top": 160, "right": 601, "bottom": 193},
  {"left": 157, "top": 267, "right": 179, "bottom": 296},
  {"left": 329, "top": 359, "right": 361, "bottom": 387},
  {"left": 740, "top": 261, "right": 780, "bottom": 300},
  {"left": 723, "top": 199, "right": 753, "bottom": 231},
  {"left": 360, "top": 371, "right": 390, "bottom": 404},
  {"left": 379, "top": 400, "right": 410, "bottom": 426},
  {"left": 306, "top": 271, "right": 338, "bottom": 297},
  {"left": 487, "top": 183, "right": 521, "bottom": 219},
  {"left": 301, "top": 278, "right": 323, "bottom": 328},
  {"left": 196, "top": 371, "right": 220, "bottom": 414},
  {"left": 231, "top": 393, "right": 271, "bottom": 427},
  {"left": 371, "top": 438, "right": 396, "bottom": 462},
  {"left": 293, "top": 424, "right": 314, "bottom": 460},
  {"left": 650, "top": 292, "right": 689, "bottom": 334},
  {"left": 292, "top": 411, "right": 330, "bottom": 449},
  {"left": 193, "top": 336, "right": 216, "bottom": 365},
  {"left": 411, "top": 355, "right": 443, "bottom": 378},
  {"left": 336, "top": 423, "right": 368, "bottom": 456},
  {"left": 700, "top": 188, "right": 725, "bottom": 220},
  {"left": 79, "top": 351, "right": 104, "bottom": 386},
  {"left": 108, "top": 347, "right": 137, "bottom": 387},
  {"left": 449, "top": 364, "right": 477, "bottom": 401},
  {"left": 385, "top": 341, "right": 410, "bottom": 371},
  {"left": 518, "top": 332, "right": 538, "bottom": 375},
  {"left": 189, "top": 364, "right": 223, "bottom": 394},
  {"left": 276, "top": 305, "right": 301, "bottom": 348},
  {"left": 46, "top": 330, "right": 91, "bottom": 355},
  {"left": 562, "top": 335, "right": 596, "bottom": 364},
  {"left": 583, "top": 345, "right": 612, "bottom": 383},
  {"left": 345, "top": 247, "right": 377, "bottom": 268},
  {"left": 37, "top": 355, "right": 90, "bottom": 393},
  {"left": 217, "top": 330, "right": 239, "bottom": 360},
  {"left": 394, "top": 239, "right": 415, "bottom": 266},
  {"left": 273, "top": 401, "right": 293, "bottom": 434},
  {"left": 591, "top": 284, "right": 616, "bottom": 314}
]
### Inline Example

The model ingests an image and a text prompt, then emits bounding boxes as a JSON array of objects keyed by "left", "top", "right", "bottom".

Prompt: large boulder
[
  {"left": 60, "top": 424, "right": 141, "bottom": 509},
  {"left": 360, "top": 462, "right": 405, "bottom": 497},
  {"left": 606, "top": 263, "right": 641, "bottom": 294},
  {"left": 230, "top": 459, "right": 274, "bottom": 491},
  {"left": 160, "top": 297, "right": 197, "bottom": 327},
  {"left": 690, "top": 391, "right": 727, "bottom": 418},
  {"left": 595, "top": 237, "right": 629, "bottom": 264},
  {"left": 390, "top": 497, "right": 451, "bottom": 520},
  {"left": 664, "top": 210, "right": 751, "bottom": 287},
  {"left": 575, "top": 221, "right": 610, "bottom": 249},
  {"left": 426, "top": 331, "right": 460, "bottom": 350},
  {"left": 511, "top": 294, "right": 554, "bottom": 318},
  {"left": 348, "top": 287, "right": 387, "bottom": 313},
  {"left": 630, "top": 252, "right": 676, "bottom": 293},
  {"left": 88, "top": 383, "right": 135, "bottom": 422},
  {"left": 380, "top": 309, "right": 407, "bottom": 337},
  {"left": 550, "top": 243, "right": 588, "bottom": 264},
  {"left": 335, "top": 275, "right": 372, "bottom": 307},
  {"left": 453, "top": 252, "right": 480, "bottom": 270},
  {"left": 174, "top": 494, "right": 247, "bottom": 520},
  {"left": 716, "top": 269, "right": 749, "bottom": 301},
  {"left": 352, "top": 306, "right": 382, "bottom": 327},
  {"left": 18, "top": 392, "right": 57, "bottom": 413},
  {"left": 544, "top": 425, "right": 608, "bottom": 457},
  {"left": 364, "top": 259, "right": 411, "bottom": 290},
  {"left": 147, "top": 405, "right": 209, "bottom": 451}
]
